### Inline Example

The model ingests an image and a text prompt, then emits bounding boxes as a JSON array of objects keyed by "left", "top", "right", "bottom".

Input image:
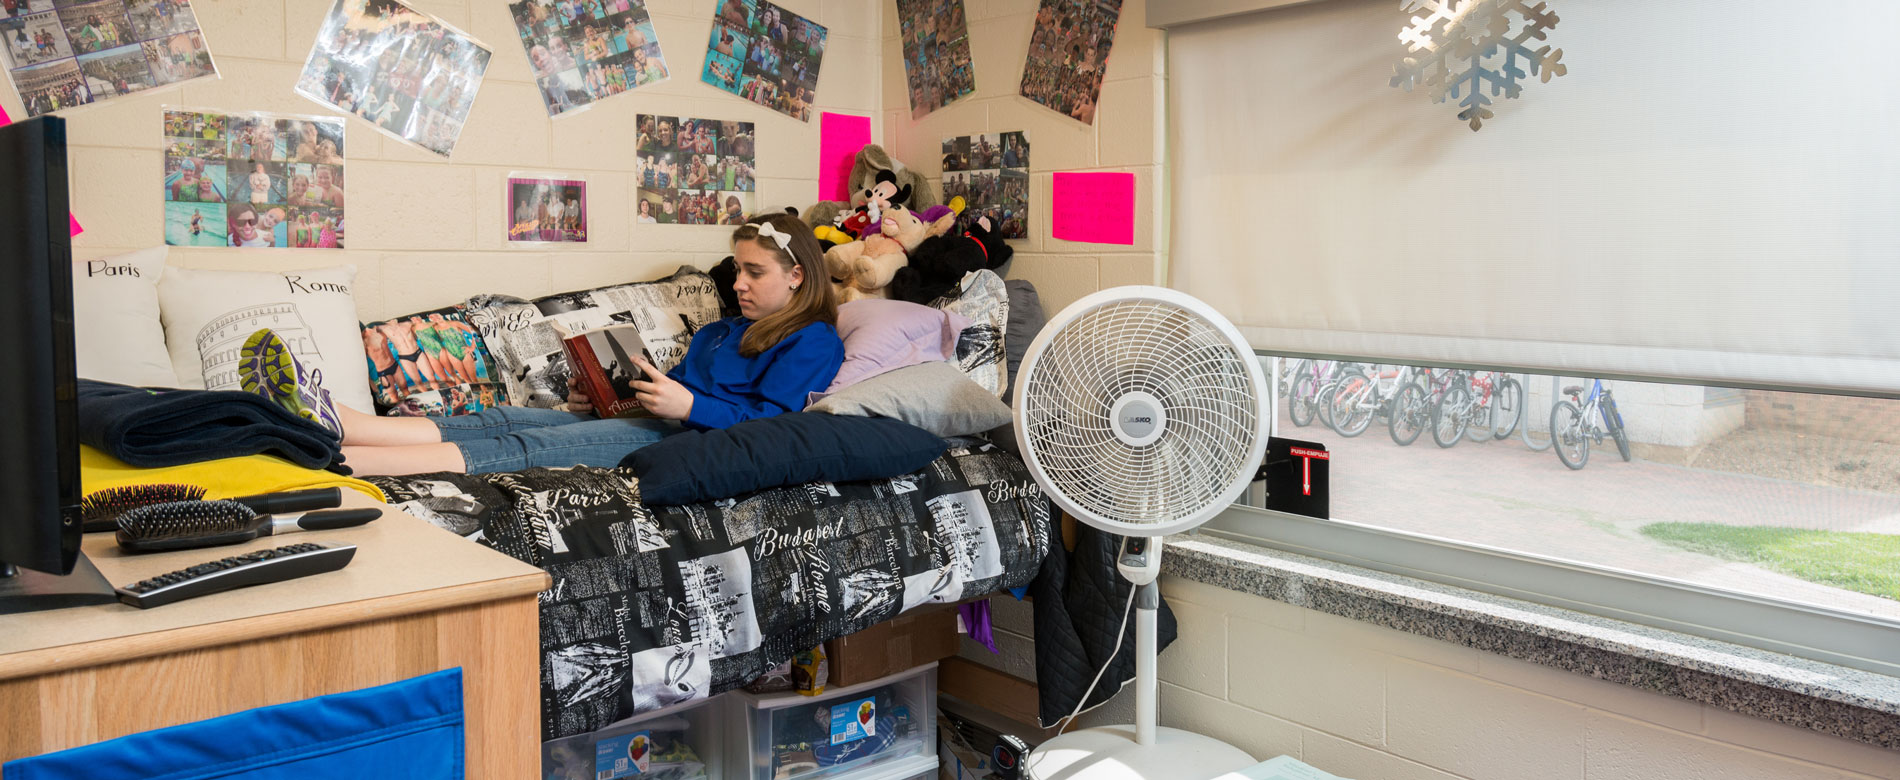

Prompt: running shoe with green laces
[{"left": 239, "top": 328, "right": 343, "bottom": 439}]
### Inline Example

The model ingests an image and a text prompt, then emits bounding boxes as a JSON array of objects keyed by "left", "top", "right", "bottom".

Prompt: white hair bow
[{"left": 756, "top": 221, "right": 793, "bottom": 250}]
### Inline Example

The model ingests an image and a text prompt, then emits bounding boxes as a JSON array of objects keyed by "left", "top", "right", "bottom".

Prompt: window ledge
[{"left": 1163, "top": 533, "right": 1900, "bottom": 752}]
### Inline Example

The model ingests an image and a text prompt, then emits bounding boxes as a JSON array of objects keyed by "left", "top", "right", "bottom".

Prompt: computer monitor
[{"left": 0, "top": 115, "right": 115, "bottom": 613}]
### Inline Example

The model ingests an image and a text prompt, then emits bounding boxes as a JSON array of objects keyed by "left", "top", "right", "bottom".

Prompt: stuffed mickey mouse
[{"left": 838, "top": 169, "right": 913, "bottom": 239}]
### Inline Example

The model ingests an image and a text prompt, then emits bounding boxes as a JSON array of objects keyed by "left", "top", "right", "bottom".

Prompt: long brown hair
[{"left": 731, "top": 213, "right": 837, "bottom": 357}]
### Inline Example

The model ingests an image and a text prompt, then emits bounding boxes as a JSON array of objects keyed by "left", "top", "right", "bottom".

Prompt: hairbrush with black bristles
[
  {"left": 115, "top": 500, "right": 384, "bottom": 552},
  {"left": 81, "top": 485, "right": 345, "bottom": 533},
  {"left": 81, "top": 483, "right": 207, "bottom": 532}
]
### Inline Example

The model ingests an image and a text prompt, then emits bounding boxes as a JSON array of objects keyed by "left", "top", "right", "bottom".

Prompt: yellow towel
[{"left": 81, "top": 446, "right": 386, "bottom": 504}]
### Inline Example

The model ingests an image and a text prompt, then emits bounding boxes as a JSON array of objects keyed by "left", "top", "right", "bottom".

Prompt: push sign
[{"left": 1259, "top": 437, "right": 1329, "bottom": 520}]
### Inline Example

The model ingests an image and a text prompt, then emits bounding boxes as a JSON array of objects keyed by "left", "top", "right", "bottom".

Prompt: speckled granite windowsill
[{"left": 1162, "top": 534, "right": 1900, "bottom": 752}]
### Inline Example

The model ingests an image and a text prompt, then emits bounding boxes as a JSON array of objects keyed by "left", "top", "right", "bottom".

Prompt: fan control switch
[{"left": 1118, "top": 535, "right": 1162, "bottom": 585}]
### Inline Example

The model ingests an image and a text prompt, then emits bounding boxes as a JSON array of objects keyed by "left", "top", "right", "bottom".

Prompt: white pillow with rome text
[{"left": 157, "top": 265, "right": 375, "bottom": 412}]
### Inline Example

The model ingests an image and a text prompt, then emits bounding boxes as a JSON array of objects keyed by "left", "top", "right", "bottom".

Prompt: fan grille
[{"left": 1019, "top": 298, "right": 1261, "bottom": 528}]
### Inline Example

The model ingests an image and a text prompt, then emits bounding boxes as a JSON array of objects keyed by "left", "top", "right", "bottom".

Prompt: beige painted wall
[
  {"left": 877, "top": 0, "right": 1166, "bottom": 316},
  {"left": 35, "top": 0, "right": 886, "bottom": 322}
]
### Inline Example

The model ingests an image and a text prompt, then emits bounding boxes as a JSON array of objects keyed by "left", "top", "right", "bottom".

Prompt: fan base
[{"left": 1025, "top": 725, "right": 1256, "bottom": 780}]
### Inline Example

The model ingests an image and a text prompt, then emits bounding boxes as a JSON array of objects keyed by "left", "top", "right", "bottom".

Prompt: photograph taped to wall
[
  {"left": 508, "top": 172, "right": 587, "bottom": 243},
  {"left": 508, "top": 0, "right": 667, "bottom": 118},
  {"left": 941, "top": 131, "right": 1029, "bottom": 239},
  {"left": 1019, "top": 0, "right": 1120, "bottom": 125},
  {"left": 2, "top": 0, "right": 216, "bottom": 117},
  {"left": 636, "top": 114, "right": 755, "bottom": 226},
  {"left": 896, "top": 0, "right": 973, "bottom": 119},
  {"left": 701, "top": 0, "right": 824, "bottom": 122},
  {"left": 163, "top": 106, "right": 347, "bottom": 249},
  {"left": 294, "top": 0, "right": 491, "bottom": 158}
]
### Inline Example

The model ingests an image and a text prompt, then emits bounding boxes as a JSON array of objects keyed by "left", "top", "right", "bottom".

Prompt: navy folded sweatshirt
[{"left": 77, "top": 380, "right": 345, "bottom": 472}]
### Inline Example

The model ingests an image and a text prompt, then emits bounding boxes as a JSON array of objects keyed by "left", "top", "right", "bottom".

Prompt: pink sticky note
[
  {"left": 1052, "top": 171, "right": 1135, "bottom": 245},
  {"left": 818, "top": 112, "right": 872, "bottom": 202},
  {"left": 2, "top": 104, "right": 84, "bottom": 236}
]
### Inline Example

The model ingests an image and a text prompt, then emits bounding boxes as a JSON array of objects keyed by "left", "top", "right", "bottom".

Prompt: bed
[{"left": 367, "top": 437, "right": 1053, "bottom": 741}]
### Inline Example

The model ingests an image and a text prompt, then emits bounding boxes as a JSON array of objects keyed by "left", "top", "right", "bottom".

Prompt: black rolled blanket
[{"left": 77, "top": 379, "right": 344, "bottom": 471}]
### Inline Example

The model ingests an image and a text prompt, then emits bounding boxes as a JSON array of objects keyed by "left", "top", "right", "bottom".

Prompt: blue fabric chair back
[{"left": 4, "top": 668, "right": 464, "bottom": 780}]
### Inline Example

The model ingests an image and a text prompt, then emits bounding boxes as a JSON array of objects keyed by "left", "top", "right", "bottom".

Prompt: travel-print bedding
[{"left": 366, "top": 439, "right": 1053, "bottom": 741}]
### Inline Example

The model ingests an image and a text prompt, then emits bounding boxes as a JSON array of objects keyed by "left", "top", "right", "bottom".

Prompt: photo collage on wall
[
  {"left": 162, "top": 108, "right": 347, "bottom": 249},
  {"left": 701, "top": 0, "right": 825, "bottom": 122},
  {"left": 895, "top": 0, "right": 972, "bottom": 120},
  {"left": 2, "top": 0, "right": 215, "bottom": 118},
  {"left": 941, "top": 131, "right": 1029, "bottom": 239},
  {"left": 636, "top": 114, "right": 754, "bottom": 225},
  {"left": 508, "top": 0, "right": 667, "bottom": 118},
  {"left": 508, "top": 174, "right": 587, "bottom": 243},
  {"left": 294, "top": 0, "right": 491, "bottom": 158},
  {"left": 1019, "top": 0, "right": 1121, "bottom": 125}
]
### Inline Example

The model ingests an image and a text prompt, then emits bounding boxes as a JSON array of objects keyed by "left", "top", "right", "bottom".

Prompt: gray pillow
[
  {"left": 807, "top": 361, "right": 1013, "bottom": 437},
  {"left": 1002, "top": 279, "right": 1045, "bottom": 404}
]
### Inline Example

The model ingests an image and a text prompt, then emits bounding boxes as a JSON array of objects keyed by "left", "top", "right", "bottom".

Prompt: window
[
  {"left": 1162, "top": 0, "right": 1900, "bottom": 675},
  {"left": 1204, "top": 355, "right": 1900, "bottom": 673}
]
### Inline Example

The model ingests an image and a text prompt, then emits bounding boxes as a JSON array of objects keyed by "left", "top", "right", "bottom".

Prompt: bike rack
[{"left": 1521, "top": 374, "right": 1559, "bottom": 451}]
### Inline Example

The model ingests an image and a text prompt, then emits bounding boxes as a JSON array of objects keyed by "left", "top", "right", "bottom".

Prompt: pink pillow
[{"left": 826, "top": 299, "right": 972, "bottom": 392}]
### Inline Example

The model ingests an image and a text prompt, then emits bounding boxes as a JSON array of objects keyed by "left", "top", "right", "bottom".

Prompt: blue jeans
[{"left": 432, "top": 406, "right": 683, "bottom": 474}]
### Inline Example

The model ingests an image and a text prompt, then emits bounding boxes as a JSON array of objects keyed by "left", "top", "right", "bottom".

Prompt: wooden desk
[{"left": 0, "top": 494, "right": 550, "bottom": 778}]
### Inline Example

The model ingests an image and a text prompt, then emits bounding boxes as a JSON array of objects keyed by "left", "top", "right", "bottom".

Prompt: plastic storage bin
[
  {"left": 729, "top": 662, "right": 938, "bottom": 780},
  {"left": 541, "top": 696, "right": 724, "bottom": 780}
]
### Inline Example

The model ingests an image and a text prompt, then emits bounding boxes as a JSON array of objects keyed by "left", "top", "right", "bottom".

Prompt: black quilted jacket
[{"left": 1030, "top": 523, "right": 1178, "bottom": 727}]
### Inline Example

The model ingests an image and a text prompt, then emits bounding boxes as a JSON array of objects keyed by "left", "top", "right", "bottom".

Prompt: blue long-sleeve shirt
[{"left": 666, "top": 317, "right": 844, "bottom": 430}]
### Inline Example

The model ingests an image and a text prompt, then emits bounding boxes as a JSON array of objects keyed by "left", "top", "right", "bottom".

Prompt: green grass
[{"left": 1640, "top": 523, "right": 1900, "bottom": 601}]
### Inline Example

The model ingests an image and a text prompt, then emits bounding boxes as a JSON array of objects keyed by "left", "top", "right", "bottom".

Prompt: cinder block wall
[
  {"left": 878, "top": 0, "right": 1167, "bottom": 316},
  {"left": 971, "top": 579, "right": 1900, "bottom": 779},
  {"left": 41, "top": 0, "right": 885, "bottom": 322}
]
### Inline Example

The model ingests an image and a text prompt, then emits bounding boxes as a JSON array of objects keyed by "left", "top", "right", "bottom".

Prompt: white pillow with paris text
[
  {"left": 70, "top": 246, "right": 180, "bottom": 388},
  {"left": 157, "top": 265, "right": 375, "bottom": 412}
]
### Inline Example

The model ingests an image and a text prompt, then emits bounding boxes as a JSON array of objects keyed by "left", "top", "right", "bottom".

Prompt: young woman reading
[{"left": 241, "top": 213, "right": 843, "bottom": 476}]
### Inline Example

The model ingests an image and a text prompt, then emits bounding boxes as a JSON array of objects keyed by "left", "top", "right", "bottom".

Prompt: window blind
[{"left": 1167, "top": 0, "right": 1900, "bottom": 396}]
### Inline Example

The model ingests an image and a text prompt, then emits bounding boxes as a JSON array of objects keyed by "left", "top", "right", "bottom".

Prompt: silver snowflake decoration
[{"left": 1390, "top": 0, "right": 1568, "bottom": 131}]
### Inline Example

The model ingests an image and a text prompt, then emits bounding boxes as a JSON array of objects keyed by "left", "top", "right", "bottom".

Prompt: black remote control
[{"left": 115, "top": 542, "right": 357, "bottom": 609}]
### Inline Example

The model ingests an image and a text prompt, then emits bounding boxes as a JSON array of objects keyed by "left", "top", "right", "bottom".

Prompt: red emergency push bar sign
[{"left": 1289, "top": 447, "right": 1330, "bottom": 495}]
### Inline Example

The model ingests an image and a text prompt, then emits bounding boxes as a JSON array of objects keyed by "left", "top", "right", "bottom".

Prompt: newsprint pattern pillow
[
  {"left": 931, "top": 269, "right": 1010, "bottom": 398},
  {"left": 465, "top": 267, "right": 723, "bottom": 408}
]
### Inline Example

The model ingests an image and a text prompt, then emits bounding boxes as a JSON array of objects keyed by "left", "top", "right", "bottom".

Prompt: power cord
[{"left": 1052, "top": 582, "right": 1138, "bottom": 734}]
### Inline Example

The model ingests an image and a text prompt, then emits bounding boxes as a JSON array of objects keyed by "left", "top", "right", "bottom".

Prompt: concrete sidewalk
[{"left": 1278, "top": 407, "right": 1900, "bottom": 621}]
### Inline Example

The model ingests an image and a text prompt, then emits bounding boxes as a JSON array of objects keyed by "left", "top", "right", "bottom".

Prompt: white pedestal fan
[{"left": 1013, "top": 286, "right": 1268, "bottom": 780}]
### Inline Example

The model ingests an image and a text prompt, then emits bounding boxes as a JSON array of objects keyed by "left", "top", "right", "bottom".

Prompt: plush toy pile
[{"left": 709, "top": 143, "right": 1013, "bottom": 308}]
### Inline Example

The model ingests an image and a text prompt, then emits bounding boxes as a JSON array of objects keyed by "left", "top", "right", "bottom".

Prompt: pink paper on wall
[
  {"left": 1051, "top": 171, "right": 1135, "bottom": 245},
  {"left": 819, "top": 112, "right": 872, "bottom": 202},
  {"left": 1, "top": 104, "right": 83, "bottom": 237}
]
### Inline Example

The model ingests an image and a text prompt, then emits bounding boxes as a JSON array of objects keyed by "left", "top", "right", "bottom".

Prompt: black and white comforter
[{"left": 368, "top": 440, "right": 1053, "bottom": 741}]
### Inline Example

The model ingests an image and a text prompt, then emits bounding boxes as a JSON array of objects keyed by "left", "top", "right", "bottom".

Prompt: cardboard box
[{"left": 827, "top": 606, "right": 961, "bottom": 687}]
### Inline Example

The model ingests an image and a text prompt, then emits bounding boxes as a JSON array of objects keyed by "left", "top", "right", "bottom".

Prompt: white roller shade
[{"left": 1168, "top": 0, "right": 1900, "bottom": 396}]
